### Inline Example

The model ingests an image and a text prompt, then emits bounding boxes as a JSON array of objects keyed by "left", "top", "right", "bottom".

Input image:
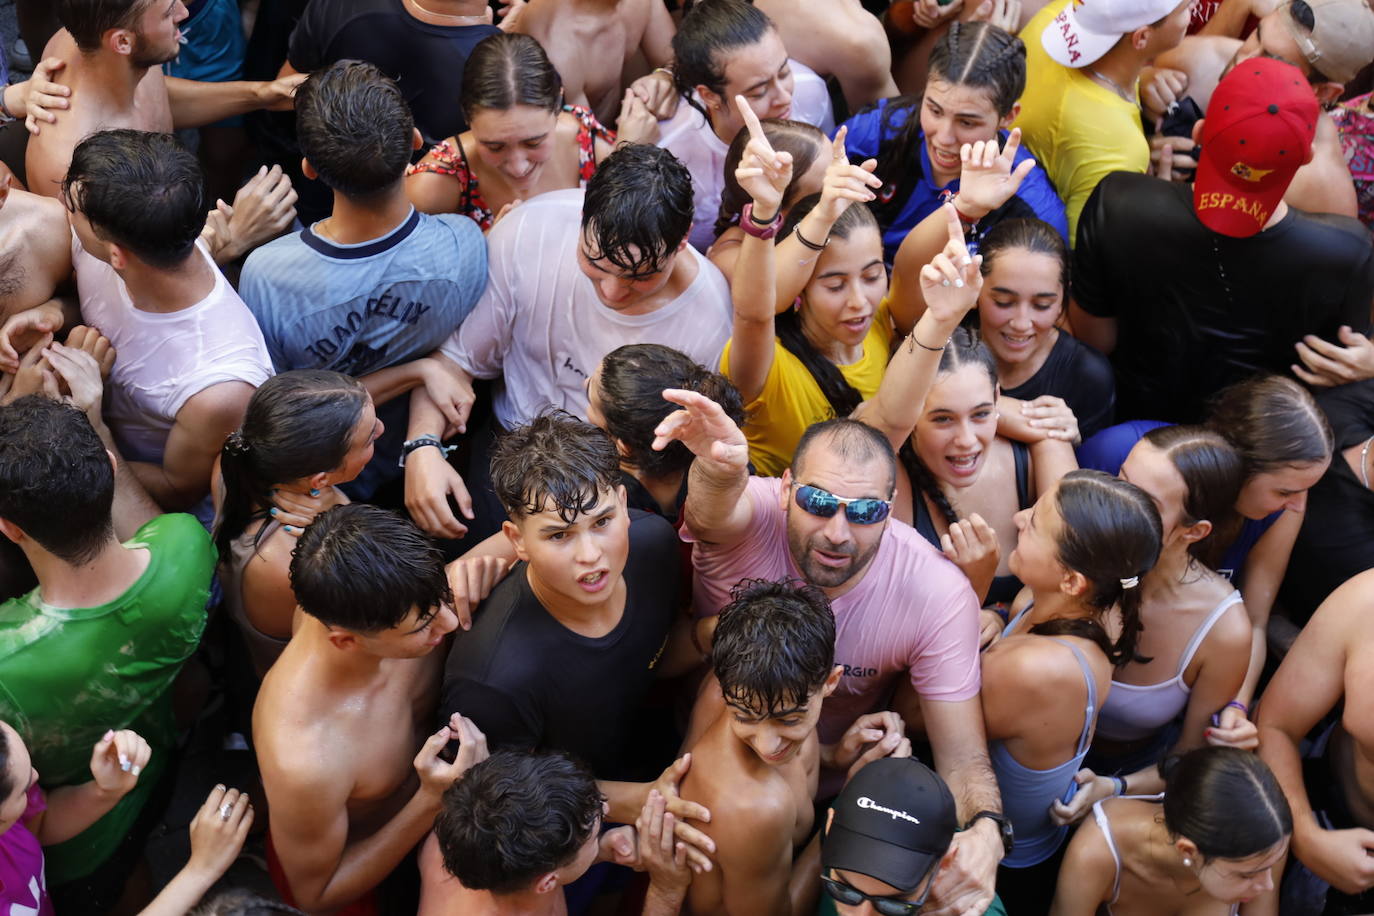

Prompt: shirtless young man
[
  {"left": 1257, "top": 567, "right": 1374, "bottom": 914},
  {"left": 1141, "top": 0, "right": 1374, "bottom": 218},
  {"left": 681, "top": 578, "right": 910, "bottom": 916},
  {"left": 29, "top": 0, "right": 300, "bottom": 258},
  {"left": 253, "top": 503, "right": 471, "bottom": 913},
  {"left": 511, "top": 0, "right": 675, "bottom": 125},
  {"left": 0, "top": 178, "right": 78, "bottom": 365}
]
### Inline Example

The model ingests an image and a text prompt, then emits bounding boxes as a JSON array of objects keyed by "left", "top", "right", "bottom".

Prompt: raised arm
[
  {"left": 852, "top": 202, "right": 981, "bottom": 452},
  {"left": 1258, "top": 571, "right": 1374, "bottom": 895},
  {"left": 164, "top": 74, "right": 306, "bottom": 129},
  {"left": 655, "top": 388, "right": 753, "bottom": 545},
  {"left": 889, "top": 130, "right": 1037, "bottom": 334}
]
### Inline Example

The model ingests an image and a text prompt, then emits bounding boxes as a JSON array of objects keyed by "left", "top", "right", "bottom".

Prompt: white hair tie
[{"left": 1119, "top": 576, "right": 1139, "bottom": 589}]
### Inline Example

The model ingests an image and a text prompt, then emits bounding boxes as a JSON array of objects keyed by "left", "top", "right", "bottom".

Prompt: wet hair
[
  {"left": 63, "top": 129, "right": 205, "bottom": 269},
  {"left": 0, "top": 397, "right": 114, "bottom": 565},
  {"left": 191, "top": 890, "right": 306, "bottom": 916},
  {"left": 289, "top": 504, "right": 452, "bottom": 633},
  {"left": 214, "top": 371, "right": 368, "bottom": 559},
  {"left": 1033, "top": 470, "right": 1163, "bottom": 666},
  {"left": 1160, "top": 747, "right": 1292, "bottom": 861},
  {"left": 712, "top": 578, "right": 836, "bottom": 718},
  {"left": 771, "top": 192, "right": 884, "bottom": 420},
  {"left": 461, "top": 32, "right": 563, "bottom": 125},
  {"left": 865, "top": 23, "right": 1025, "bottom": 225},
  {"left": 296, "top": 60, "right": 415, "bottom": 198},
  {"left": 1138, "top": 425, "right": 1244, "bottom": 569},
  {"left": 898, "top": 327, "right": 1000, "bottom": 527},
  {"left": 671, "top": 0, "right": 776, "bottom": 124},
  {"left": 581, "top": 144, "right": 694, "bottom": 278},
  {"left": 436, "top": 751, "right": 603, "bottom": 894},
  {"left": 56, "top": 0, "right": 146, "bottom": 52},
  {"left": 1206, "top": 376, "right": 1333, "bottom": 478},
  {"left": 491, "top": 412, "right": 622, "bottom": 522},
  {"left": 596, "top": 345, "right": 745, "bottom": 479},
  {"left": 714, "top": 118, "right": 827, "bottom": 238},
  {"left": 978, "top": 217, "right": 1070, "bottom": 297},
  {"left": 793, "top": 418, "right": 898, "bottom": 496}
]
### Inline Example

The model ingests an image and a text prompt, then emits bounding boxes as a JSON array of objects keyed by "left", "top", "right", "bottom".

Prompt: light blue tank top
[{"left": 991, "top": 605, "right": 1100, "bottom": 868}]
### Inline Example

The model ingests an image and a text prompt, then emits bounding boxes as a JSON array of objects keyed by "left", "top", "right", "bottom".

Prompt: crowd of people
[{"left": 0, "top": 0, "right": 1372, "bottom": 913}]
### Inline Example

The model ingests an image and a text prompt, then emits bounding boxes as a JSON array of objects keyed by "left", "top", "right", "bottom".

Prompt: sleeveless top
[
  {"left": 1094, "top": 590, "right": 1243, "bottom": 743},
  {"left": 991, "top": 604, "right": 1101, "bottom": 868},
  {"left": 220, "top": 518, "right": 290, "bottom": 679},
  {"left": 1091, "top": 797, "right": 1239, "bottom": 916},
  {"left": 406, "top": 104, "right": 613, "bottom": 231},
  {"left": 911, "top": 439, "right": 1031, "bottom": 606}
]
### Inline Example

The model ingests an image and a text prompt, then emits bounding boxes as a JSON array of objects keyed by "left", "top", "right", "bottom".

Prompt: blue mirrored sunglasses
[{"left": 793, "top": 484, "right": 892, "bottom": 525}]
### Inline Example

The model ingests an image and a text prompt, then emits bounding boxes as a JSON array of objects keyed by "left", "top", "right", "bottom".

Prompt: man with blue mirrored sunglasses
[{"left": 657, "top": 390, "right": 1007, "bottom": 916}]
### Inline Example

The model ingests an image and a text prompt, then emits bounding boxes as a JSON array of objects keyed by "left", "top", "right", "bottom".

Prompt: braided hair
[
  {"left": 897, "top": 327, "right": 999, "bottom": 527},
  {"left": 864, "top": 22, "right": 1025, "bottom": 226}
]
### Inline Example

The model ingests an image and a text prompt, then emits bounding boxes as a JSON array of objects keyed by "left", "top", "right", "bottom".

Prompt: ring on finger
[{"left": 220, "top": 801, "right": 234, "bottom": 820}]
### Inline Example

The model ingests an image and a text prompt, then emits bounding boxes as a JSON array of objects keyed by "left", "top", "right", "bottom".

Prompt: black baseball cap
[{"left": 822, "top": 758, "right": 958, "bottom": 891}]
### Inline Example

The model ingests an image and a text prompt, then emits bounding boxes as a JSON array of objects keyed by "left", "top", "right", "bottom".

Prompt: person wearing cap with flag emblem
[
  {"left": 810, "top": 757, "right": 1010, "bottom": 916},
  {"left": 1014, "top": 0, "right": 1194, "bottom": 241},
  {"left": 1138, "top": 0, "right": 1374, "bottom": 222},
  {"left": 1068, "top": 56, "right": 1374, "bottom": 424}
]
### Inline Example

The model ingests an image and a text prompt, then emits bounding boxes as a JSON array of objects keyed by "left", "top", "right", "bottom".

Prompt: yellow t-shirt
[
  {"left": 722, "top": 305, "right": 895, "bottom": 479},
  {"left": 1015, "top": 0, "right": 1149, "bottom": 243}
]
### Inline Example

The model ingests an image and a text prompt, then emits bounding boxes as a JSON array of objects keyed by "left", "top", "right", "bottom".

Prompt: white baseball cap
[{"left": 1041, "top": 0, "right": 1184, "bottom": 68}]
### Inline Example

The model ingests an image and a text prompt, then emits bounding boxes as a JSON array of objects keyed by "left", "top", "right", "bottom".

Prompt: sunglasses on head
[
  {"left": 793, "top": 484, "right": 892, "bottom": 525},
  {"left": 820, "top": 875, "right": 931, "bottom": 916}
]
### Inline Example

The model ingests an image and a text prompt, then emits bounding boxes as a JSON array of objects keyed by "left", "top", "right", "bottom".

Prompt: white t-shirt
[
  {"left": 656, "top": 59, "right": 836, "bottom": 251},
  {"left": 438, "top": 188, "right": 732, "bottom": 429},
  {"left": 73, "top": 234, "right": 274, "bottom": 464}
]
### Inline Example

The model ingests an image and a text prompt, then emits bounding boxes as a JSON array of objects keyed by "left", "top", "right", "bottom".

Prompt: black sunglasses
[
  {"left": 820, "top": 874, "right": 931, "bottom": 915},
  {"left": 793, "top": 484, "right": 893, "bottom": 525}
]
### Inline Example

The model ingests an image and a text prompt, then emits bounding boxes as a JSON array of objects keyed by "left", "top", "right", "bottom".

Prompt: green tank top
[{"left": 0, "top": 514, "right": 215, "bottom": 881}]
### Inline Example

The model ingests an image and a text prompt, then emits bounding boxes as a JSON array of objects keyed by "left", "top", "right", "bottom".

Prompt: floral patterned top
[
  {"left": 407, "top": 104, "right": 614, "bottom": 231},
  {"left": 1331, "top": 92, "right": 1374, "bottom": 239}
]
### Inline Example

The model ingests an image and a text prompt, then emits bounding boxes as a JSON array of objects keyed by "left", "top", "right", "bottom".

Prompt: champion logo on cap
[
  {"left": 857, "top": 797, "right": 923, "bottom": 825},
  {"left": 1228, "top": 162, "right": 1275, "bottom": 182}
]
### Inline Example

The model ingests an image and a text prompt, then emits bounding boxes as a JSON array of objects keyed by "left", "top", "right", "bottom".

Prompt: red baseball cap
[{"left": 1193, "top": 57, "right": 1318, "bottom": 238}]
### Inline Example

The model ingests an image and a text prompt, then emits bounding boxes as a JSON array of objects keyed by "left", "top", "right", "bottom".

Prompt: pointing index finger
[
  {"left": 832, "top": 124, "right": 848, "bottom": 162},
  {"left": 734, "top": 94, "right": 772, "bottom": 153}
]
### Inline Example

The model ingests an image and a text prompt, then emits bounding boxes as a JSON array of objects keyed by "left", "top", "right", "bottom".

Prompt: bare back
[{"left": 26, "top": 31, "right": 174, "bottom": 199}]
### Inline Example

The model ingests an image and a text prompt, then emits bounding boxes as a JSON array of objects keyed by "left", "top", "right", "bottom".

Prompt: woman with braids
[
  {"left": 586, "top": 343, "right": 745, "bottom": 520},
  {"left": 841, "top": 21, "right": 1066, "bottom": 264},
  {"left": 405, "top": 33, "right": 622, "bottom": 231},
  {"left": 212, "top": 371, "right": 381, "bottom": 677},
  {"left": 983, "top": 469, "right": 1163, "bottom": 914},
  {"left": 974, "top": 217, "right": 1116, "bottom": 439},
  {"left": 893, "top": 326, "right": 1077, "bottom": 612},
  {"left": 654, "top": 0, "right": 834, "bottom": 251},
  {"left": 1049, "top": 427, "right": 1253, "bottom": 826},
  {"left": 1077, "top": 376, "right": 1334, "bottom": 750},
  {"left": 1052, "top": 747, "right": 1289, "bottom": 915}
]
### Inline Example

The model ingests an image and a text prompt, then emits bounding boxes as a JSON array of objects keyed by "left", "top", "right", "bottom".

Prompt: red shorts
[{"left": 265, "top": 831, "right": 382, "bottom": 916}]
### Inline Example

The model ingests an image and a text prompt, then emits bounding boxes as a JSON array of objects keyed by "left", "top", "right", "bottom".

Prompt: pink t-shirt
[
  {"left": 682, "top": 476, "right": 982, "bottom": 745},
  {"left": 0, "top": 786, "right": 54, "bottom": 916}
]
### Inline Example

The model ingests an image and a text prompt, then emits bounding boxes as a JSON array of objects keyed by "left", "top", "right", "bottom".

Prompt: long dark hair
[
  {"left": 770, "top": 192, "right": 883, "bottom": 421},
  {"left": 214, "top": 371, "right": 368, "bottom": 559},
  {"left": 460, "top": 32, "right": 563, "bottom": 125},
  {"left": 1032, "top": 470, "right": 1163, "bottom": 666},
  {"left": 597, "top": 344, "right": 745, "bottom": 479},
  {"left": 897, "top": 327, "right": 999, "bottom": 526},
  {"left": 670, "top": 0, "right": 774, "bottom": 125},
  {"left": 714, "top": 118, "right": 826, "bottom": 238},
  {"left": 1161, "top": 747, "right": 1292, "bottom": 861},
  {"left": 866, "top": 22, "right": 1025, "bottom": 225},
  {"left": 1139, "top": 425, "right": 1244, "bottom": 569}
]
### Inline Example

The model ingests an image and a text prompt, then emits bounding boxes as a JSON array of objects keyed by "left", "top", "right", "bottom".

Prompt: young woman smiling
[
  {"left": 405, "top": 32, "right": 621, "bottom": 231},
  {"left": 842, "top": 21, "right": 1066, "bottom": 264}
]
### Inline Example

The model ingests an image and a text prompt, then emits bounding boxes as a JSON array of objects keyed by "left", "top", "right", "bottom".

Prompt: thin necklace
[
  {"left": 406, "top": 0, "right": 490, "bottom": 23},
  {"left": 1086, "top": 66, "right": 1139, "bottom": 106},
  {"left": 1360, "top": 434, "right": 1373, "bottom": 489}
]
